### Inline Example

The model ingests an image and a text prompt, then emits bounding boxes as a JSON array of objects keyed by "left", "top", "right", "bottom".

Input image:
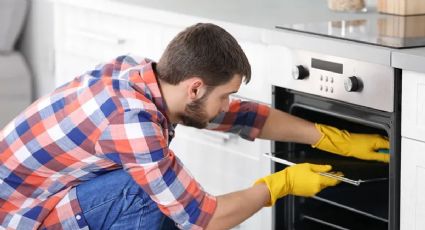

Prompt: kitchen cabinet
[
  {"left": 400, "top": 70, "right": 425, "bottom": 230},
  {"left": 401, "top": 70, "right": 425, "bottom": 142},
  {"left": 170, "top": 125, "right": 272, "bottom": 230},
  {"left": 53, "top": 2, "right": 272, "bottom": 105},
  {"left": 53, "top": 3, "right": 181, "bottom": 85},
  {"left": 400, "top": 138, "right": 425, "bottom": 230},
  {"left": 53, "top": 1, "right": 273, "bottom": 229}
]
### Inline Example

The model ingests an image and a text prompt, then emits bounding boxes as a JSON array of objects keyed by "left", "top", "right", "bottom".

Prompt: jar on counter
[{"left": 327, "top": 0, "right": 367, "bottom": 12}]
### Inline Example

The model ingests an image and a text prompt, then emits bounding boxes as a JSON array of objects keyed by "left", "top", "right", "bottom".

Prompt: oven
[{"left": 270, "top": 49, "right": 401, "bottom": 230}]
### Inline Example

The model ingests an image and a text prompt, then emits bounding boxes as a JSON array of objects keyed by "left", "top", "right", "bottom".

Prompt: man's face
[{"left": 179, "top": 75, "right": 242, "bottom": 128}]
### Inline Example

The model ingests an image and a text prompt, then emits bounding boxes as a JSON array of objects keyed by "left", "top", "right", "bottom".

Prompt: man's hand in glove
[
  {"left": 313, "top": 123, "right": 390, "bottom": 163},
  {"left": 255, "top": 163, "right": 340, "bottom": 206}
]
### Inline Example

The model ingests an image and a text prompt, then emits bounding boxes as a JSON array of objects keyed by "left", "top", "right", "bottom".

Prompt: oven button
[
  {"left": 292, "top": 65, "right": 309, "bottom": 80},
  {"left": 330, "top": 87, "right": 334, "bottom": 93},
  {"left": 325, "top": 86, "right": 328, "bottom": 92},
  {"left": 320, "top": 85, "right": 323, "bottom": 91},
  {"left": 344, "top": 76, "right": 360, "bottom": 92}
]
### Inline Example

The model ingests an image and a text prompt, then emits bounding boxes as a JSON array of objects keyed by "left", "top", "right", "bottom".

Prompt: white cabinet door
[
  {"left": 170, "top": 125, "right": 272, "bottom": 230},
  {"left": 400, "top": 137, "right": 425, "bottom": 230},
  {"left": 402, "top": 70, "right": 425, "bottom": 142},
  {"left": 401, "top": 70, "right": 425, "bottom": 230}
]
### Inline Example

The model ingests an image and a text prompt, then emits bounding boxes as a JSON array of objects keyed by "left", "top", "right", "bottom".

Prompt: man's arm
[
  {"left": 206, "top": 183, "right": 270, "bottom": 230},
  {"left": 257, "top": 107, "right": 390, "bottom": 162},
  {"left": 205, "top": 162, "right": 339, "bottom": 230},
  {"left": 257, "top": 107, "right": 321, "bottom": 145},
  {"left": 208, "top": 101, "right": 320, "bottom": 144},
  {"left": 210, "top": 100, "right": 388, "bottom": 161}
]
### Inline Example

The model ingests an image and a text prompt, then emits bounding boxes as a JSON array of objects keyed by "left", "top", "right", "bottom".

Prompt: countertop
[
  {"left": 57, "top": 0, "right": 425, "bottom": 72},
  {"left": 392, "top": 48, "right": 425, "bottom": 73},
  {"left": 112, "top": 0, "right": 384, "bottom": 27}
]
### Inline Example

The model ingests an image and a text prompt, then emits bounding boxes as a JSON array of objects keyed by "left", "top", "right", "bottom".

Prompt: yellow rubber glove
[
  {"left": 312, "top": 123, "right": 390, "bottom": 163},
  {"left": 255, "top": 163, "right": 340, "bottom": 206}
]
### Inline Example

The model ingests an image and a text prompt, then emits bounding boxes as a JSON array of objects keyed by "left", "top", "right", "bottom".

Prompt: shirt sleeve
[
  {"left": 206, "top": 99, "right": 270, "bottom": 141},
  {"left": 94, "top": 109, "right": 217, "bottom": 229}
]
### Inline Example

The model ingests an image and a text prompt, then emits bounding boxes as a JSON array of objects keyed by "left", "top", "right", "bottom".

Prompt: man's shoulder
[
  {"left": 80, "top": 54, "right": 152, "bottom": 79},
  {"left": 100, "top": 54, "right": 153, "bottom": 71}
]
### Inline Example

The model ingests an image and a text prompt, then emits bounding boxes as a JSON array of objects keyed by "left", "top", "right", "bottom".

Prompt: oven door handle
[{"left": 263, "top": 152, "right": 361, "bottom": 186}]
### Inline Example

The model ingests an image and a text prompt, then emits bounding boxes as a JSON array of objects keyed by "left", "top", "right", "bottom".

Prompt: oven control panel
[{"left": 273, "top": 49, "right": 395, "bottom": 112}]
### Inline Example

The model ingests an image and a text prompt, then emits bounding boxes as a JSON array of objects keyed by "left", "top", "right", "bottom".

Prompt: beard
[{"left": 179, "top": 94, "right": 210, "bottom": 129}]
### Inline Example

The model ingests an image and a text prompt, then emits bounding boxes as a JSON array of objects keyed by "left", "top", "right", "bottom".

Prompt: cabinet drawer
[
  {"left": 402, "top": 70, "right": 425, "bottom": 141},
  {"left": 170, "top": 125, "right": 271, "bottom": 193},
  {"left": 400, "top": 137, "right": 425, "bottom": 230},
  {"left": 54, "top": 51, "right": 99, "bottom": 86},
  {"left": 53, "top": 3, "right": 185, "bottom": 86},
  {"left": 55, "top": 4, "right": 165, "bottom": 60}
]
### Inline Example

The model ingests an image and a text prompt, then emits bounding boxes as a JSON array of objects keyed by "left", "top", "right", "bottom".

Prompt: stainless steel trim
[{"left": 270, "top": 49, "right": 394, "bottom": 112}]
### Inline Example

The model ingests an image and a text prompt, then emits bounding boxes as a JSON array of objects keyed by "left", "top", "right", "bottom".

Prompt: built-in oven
[{"left": 269, "top": 49, "right": 401, "bottom": 230}]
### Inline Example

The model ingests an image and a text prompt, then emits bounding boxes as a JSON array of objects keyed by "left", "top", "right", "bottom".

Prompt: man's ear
[{"left": 188, "top": 77, "right": 206, "bottom": 100}]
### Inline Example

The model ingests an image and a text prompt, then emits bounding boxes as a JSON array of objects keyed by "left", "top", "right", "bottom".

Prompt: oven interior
[{"left": 273, "top": 86, "right": 397, "bottom": 230}]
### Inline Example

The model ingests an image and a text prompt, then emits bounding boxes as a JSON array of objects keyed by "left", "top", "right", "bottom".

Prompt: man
[{"left": 0, "top": 23, "right": 389, "bottom": 229}]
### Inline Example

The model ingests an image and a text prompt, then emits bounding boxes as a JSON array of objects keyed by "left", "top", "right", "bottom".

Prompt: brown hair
[{"left": 156, "top": 23, "right": 251, "bottom": 86}]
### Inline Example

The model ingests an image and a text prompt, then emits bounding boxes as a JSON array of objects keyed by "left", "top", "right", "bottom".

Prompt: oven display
[{"left": 311, "top": 58, "right": 343, "bottom": 74}]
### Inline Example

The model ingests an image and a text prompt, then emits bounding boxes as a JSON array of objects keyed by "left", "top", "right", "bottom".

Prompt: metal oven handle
[{"left": 263, "top": 152, "right": 362, "bottom": 186}]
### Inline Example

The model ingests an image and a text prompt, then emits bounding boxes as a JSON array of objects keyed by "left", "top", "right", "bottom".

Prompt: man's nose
[{"left": 221, "top": 101, "right": 230, "bottom": 112}]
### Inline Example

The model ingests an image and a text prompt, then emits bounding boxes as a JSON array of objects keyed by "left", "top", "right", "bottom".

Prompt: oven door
[{"left": 272, "top": 86, "right": 400, "bottom": 230}]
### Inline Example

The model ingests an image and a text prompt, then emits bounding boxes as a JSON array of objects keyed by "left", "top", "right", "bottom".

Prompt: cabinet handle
[
  {"left": 202, "top": 130, "right": 237, "bottom": 142},
  {"left": 70, "top": 29, "right": 126, "bottom": 45}
]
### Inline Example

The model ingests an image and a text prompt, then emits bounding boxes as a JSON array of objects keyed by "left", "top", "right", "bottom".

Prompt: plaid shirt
[{"left": 0, "top": 55, "right": 269, "bottom": 230}]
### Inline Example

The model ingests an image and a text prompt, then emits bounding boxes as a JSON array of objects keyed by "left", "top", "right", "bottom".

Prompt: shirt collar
[{"left": 132, "top": 60, "right": 170, "bottom": 123}]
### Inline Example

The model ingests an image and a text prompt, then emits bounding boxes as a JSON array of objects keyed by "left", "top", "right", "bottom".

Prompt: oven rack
[
  {"left": 295, "top": 194, "right": 389, "bottom": 229},
  {"left": 269, "top": 150, "right": 389, "bottom": 220}
]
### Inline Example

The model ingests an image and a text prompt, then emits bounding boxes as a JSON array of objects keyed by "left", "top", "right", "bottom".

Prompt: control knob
[
  {"left": 344, "top": 76, "right": 361, "bottom": 92},
  {"left": 292, "top": 65, "right": 309, "bottom": 80}
]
